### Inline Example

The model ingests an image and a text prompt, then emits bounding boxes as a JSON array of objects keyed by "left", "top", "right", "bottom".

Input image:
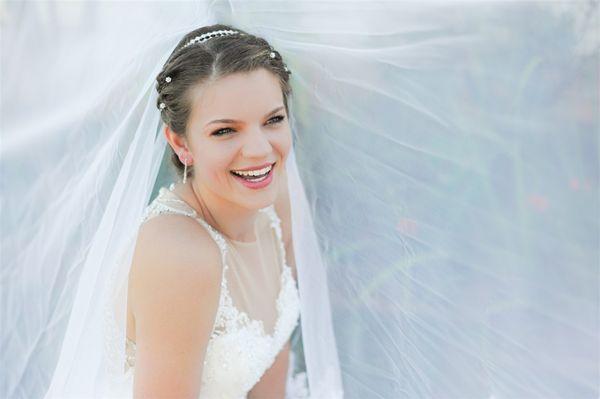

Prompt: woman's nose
[{"left": 241, "top": 127, "right": 272, "bottom": 158}]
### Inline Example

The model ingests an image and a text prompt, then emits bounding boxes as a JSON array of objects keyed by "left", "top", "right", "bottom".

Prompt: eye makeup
[{"left": 210, "top": 114, "right": 286, "bottom": 137}]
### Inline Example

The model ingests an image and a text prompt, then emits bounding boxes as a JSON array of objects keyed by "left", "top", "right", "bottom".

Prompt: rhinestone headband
[{"left": 182, "top": 29, "right": 242, "bottom": 49}]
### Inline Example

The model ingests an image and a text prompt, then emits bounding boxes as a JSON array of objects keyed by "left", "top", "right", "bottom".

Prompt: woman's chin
[
  {"left": 239, "top": 188, "right": 278, "bottom": 211},
  {"left": 229, "top": 169, "right": 278, "bottom": 207}
]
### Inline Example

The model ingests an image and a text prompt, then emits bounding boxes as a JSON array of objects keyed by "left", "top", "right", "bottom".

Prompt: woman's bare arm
[{"left": 128, "top": 216, "right": 223, "bottom": 399}]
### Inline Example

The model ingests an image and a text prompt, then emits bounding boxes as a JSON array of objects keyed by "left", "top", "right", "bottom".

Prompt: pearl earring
[{"left": 179, "top": 151, "right": 192, "bottom": 184}]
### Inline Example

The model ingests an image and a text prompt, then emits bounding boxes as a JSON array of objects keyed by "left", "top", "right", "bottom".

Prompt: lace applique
[{"left": 198, "top": 203, "right": 301, "bottom": 392}]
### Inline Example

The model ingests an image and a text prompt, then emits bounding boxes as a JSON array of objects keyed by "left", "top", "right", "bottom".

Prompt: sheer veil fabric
[{"left": 2, "top": 1, "right": 598, "bottom": 398}]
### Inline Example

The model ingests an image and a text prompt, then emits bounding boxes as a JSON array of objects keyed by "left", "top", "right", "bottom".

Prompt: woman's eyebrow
[{"left": 205, "top": 105, "right": 285, "bottom": 127}]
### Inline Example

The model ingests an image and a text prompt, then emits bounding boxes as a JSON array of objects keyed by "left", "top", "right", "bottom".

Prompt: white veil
[{"left": 2, "top": 1, "right": 598, "bottom": 398}]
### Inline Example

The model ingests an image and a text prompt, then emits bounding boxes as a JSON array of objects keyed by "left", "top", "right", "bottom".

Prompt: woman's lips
[
  {"left": 230, "top": 162, "right": 275, "bottom": 190},
  {"left": 231, "top": 162, "right": 275, "bottom": 172}
]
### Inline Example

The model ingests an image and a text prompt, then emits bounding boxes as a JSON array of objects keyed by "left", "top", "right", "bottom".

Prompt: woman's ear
[
  {"left": 164, "top": 125, "right": 193, "bottom": 163},
  {"left": 164, "top": 125, "right": 185, "bottom": 153}
]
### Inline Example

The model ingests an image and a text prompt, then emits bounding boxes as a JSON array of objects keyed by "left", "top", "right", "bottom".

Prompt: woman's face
[{"left": 184, "top": 68, "right": 292, "bottom": 210}]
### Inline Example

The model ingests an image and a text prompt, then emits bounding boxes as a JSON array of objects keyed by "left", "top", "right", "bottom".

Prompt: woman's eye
[
  {"left": 267, "top": 115, "right": 286, "bottom": 125},
  {"left": 211, "top": 127, "right": 234, "bottom": 136}
]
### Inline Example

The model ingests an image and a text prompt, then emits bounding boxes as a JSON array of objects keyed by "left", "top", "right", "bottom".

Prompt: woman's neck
[{"left": 173, "top": 181, "right": 258, "bottom": 243}]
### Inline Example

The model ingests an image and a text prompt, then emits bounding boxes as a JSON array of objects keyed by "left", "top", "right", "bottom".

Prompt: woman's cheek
[{"left": 281, "top": 132, "right": 292, "bottom": 159}]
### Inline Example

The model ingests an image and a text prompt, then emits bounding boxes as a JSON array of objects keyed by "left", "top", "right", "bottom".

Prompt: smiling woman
[
  {"left": 114, "top": 26, "right": 311, "bottom": 399},
  {"left": 39, "top": 22, "right": 342, "bottom": 399}
]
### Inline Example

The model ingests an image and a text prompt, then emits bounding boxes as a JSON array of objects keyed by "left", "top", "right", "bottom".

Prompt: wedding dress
[{"left": 104, "top": 185, "right": 304, "bottom": 398}]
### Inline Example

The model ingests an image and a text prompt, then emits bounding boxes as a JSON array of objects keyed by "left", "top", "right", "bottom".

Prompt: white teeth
[{"left": 232, "top": 164, "right": 272, "bottom": 177}]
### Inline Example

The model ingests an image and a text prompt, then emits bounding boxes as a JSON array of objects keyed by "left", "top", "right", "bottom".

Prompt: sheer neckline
[
  {"left": 126, "top": 187, "right": 292, "bottom": 348},
  {"left": 165, "top": 184, "right": 259, "bottom": 245}
]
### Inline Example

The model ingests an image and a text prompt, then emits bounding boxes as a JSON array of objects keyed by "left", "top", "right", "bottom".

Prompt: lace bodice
[{"left": 103, "top": 184, "right": 305, "bottom": 398}]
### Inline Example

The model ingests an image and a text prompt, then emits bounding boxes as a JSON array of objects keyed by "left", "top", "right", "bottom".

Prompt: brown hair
[{"left": 155, "top": 23, "right": 293, "bottom": 181}]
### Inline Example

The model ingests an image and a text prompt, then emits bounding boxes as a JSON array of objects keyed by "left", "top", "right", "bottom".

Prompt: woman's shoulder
[{"left": 134, "top": 200, "right": 223, "bottom": 272}]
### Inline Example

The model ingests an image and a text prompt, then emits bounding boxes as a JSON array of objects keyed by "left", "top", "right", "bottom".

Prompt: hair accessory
[
  {"left": 270, "top": 51, "right": 276, "bottom": 59},
  {"left": 182, "top": 29, "right": 241, "bottom": 49},
  {"left": 159, "top": 102, "right": 166, "bottom": 110},
  {"left": 165, "top": 76, "right": 172, "bottom": 83}
]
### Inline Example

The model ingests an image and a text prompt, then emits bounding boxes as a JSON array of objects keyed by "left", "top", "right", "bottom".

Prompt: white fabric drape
[{"left": 2, "top": 1, "right": 598, "bottom": 398}]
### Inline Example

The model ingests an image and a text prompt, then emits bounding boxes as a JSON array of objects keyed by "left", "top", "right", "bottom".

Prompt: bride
[
  {"left": 42, "top": 24, "right": 342, "bottom": 398},
  {"left": 122, "top": 26, "right": 302, "bottom": 397}
]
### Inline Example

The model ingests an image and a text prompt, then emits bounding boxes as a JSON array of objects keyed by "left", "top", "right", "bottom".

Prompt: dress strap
[
  {"left": 140, "top": 187, "right": 197, "bottom": 223},
  {"left": 259, "top": 205, "right": 287, "bottom": 274}
]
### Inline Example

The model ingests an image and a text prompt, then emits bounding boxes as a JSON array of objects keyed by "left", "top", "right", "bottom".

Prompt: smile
[
  {"left": 229, "top": 162, "right": 276, "bottom": 189},
  {"left": 230, "top": 163, "right": 274, "bottom": 178}
]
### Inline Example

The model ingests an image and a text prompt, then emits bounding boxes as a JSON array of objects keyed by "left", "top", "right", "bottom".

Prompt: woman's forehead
[{"left": 188, "top": 69, "right": 283, "bottom": 123}]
